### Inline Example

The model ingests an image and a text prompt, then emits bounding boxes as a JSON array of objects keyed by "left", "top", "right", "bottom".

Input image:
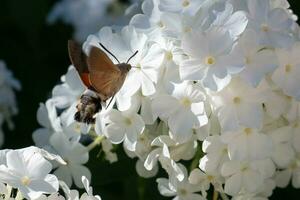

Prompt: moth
[{"left": 68, "top": 40, "right": 138, "bottom": 124}]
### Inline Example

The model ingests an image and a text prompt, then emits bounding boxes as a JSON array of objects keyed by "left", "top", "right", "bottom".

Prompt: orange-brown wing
[
  {"left": 68, "top": 40, "right": 91, "bottom": 87},
  {"left": 87, "top": 46, "right": 123, "bottom": 100},
  {"left": 89, "top": 71, "right": 126, "bottom": 100}
]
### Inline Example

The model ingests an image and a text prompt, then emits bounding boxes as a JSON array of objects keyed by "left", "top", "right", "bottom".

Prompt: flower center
[
  {"left": 124, "top": 117, "right": 132, "bottom": 125},
  {"left": 222, "top": 148, "right": 228, "bottom": 154},
  {"left": 157, "top": 21, "right": 165, "bottom": 28},
  {"left": 233, "top": 96, "right": 241, "bottom": 104},
  {"left": 139, "top": 135, "right": 146, "bottom": 142},
  {"left": 241, "top": 165, "right": 249, "bottom": 172},
  {"left": 205, "top": 56, "right": 215, "bottom": 65},
  {"left": 286, "top": 96, "right": 292, "bottom": 101},
  {"left": 207, "top": 175, "right": 214, "bottom": 181},
  {"left": 136, "top": 63, "right": 141, "bottom": 69},
  {"left": 285, "top": 64, "right": 292, "bottom": 73},
  {"left": 181, "top": 97, "right": 192, "bottom": 107},
  {"left": 165, "top": 51, "right": 173, "bottom": 61},
  {"left": 183, "top": 27, "right": 192, "bottom": 33},
  {"left": 21, "top": 176, "right": 31, "bottom": 186},
  {"left": 290, "top": 161, "right": 297, "bottom": 170},
  {"left": 179, "top": 188, "right": 188, "bottom": 196},
  {"left": 182, "top": 0, "right": 190, "bottom": 7},
  {"left": 244, "top": 128, "right": 252, "bottom": 135},
  {"left": 245, "top": 56, "right": 251, "bottom": 64},
  {"left": 261, "top": 24, "right": 269, "bottom": 32}
]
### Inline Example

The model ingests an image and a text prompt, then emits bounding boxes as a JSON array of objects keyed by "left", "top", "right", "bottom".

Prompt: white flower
[
  {"left": 149, "top": 135, "right": 198, "bottom": 163},
  {"left": 189, "top": 168, "right": 224, "bottom": 195},
  {"left": 203, "top": 2, "right": 248, "bottom": 38},
  {"left": 200, "top": 135, "right": 229, "bottom": 174},
  {"left": 80, "top": 176, "right": 101, "bottom": 200},
  {"left": 144, "top": 136, "right": 185, "bottom": 181},
  {"left": 50, "top": 133, "right": 91, "bottom": 188},
  {"left": 221, "top": 127, "right": 273, "bottom": 161},
  {"left": 155, "top": 37, "right": 182, "bottom": 92},
  {"left": 263, "top": 90, "right": 290, "bottom": 119},
  {"left": 124, "top": 123, "right": 158, "bottom": 159},
  {"left": 104, "top": 109, "right": 145, "bottom": 151},
  {"left": 180, "top": 28, "right": 244, "bottom": 91},
  {"left": 32, "top": 100, "right": 61, "bottom": 148},
  {"left": 130, "top": 0, "right": 183, "bottom": 40},
  {"left": 157, "top": 165, "right": 204, "bottom": 200},
  {"left": 272, "top": 42, "right": 300, "bottom": 100},
  {"left": 221, "top": 159, "right": 275, "bottom": 196},
  {"left": 247, "top": 0, "right": 294, "bottom": 48},
  {"left": 152, "top": 82, "right": 206, "bottom": 143},
  {"left": 237, "top": 30, "right": 277, "bottom": 87},
  {"left": 266, "top": 126, "right": 294, "bottom": 168},
  {"left": 124, "top": 123, "right": 159, "bottom": 178},
  {"left": 60, "top": 176, "right": 101, "bottom": 200},
  {"left": 135, "top": 159, "right": 159, "bottom": 178},
  {"left": 116, "top": 90, "right": 156, "bottom": 124},
  {"left": 209, "top": 78, "right": 271, "bottom": 131},
  {"left": 275, "top": 158, "right": 300, "bottom": 188},
  {"left": 0, "top": 150, "right": 59, "bottom": 199}
]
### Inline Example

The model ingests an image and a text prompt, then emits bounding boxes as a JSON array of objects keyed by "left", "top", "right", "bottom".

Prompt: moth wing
[
  {"left": 68, "top": 40, "right": 91, "bottom": 87},
  {"left": 89, "top": 71, "right": 126, "bottom": 100},
  {"left": 87, "top": 46, "right": 123, "bottom": 99}
]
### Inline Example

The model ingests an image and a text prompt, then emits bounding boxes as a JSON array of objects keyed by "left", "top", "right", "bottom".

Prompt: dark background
[{"left": 0, "top": 0, "right": 299, "bottom": 199}]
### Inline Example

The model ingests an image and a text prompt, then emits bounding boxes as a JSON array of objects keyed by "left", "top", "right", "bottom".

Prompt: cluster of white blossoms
[
  {"left": 0, "top": 61, "right": 20, "bottom": 147},
  {"left": 47, "top": 0, "right": 142, "bottom": 41},
  {"left": 0, "top": 146, "right": 101, "bottom": 200},
  {"left": 27, "top": 0, "right": 300, "bottom": 199}
]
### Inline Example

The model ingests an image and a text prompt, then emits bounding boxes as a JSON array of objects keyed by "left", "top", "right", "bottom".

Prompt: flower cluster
[
  {"left": 47, "top": 0, "right": 142, "bottom": 41},
  {"left": 30, "top": 0, "right": 300, "bottom": 199},
  {"left": 0, "top": 146, "right": 101, "bottom": 200},
  {"left": 0, "top": 61, "right": 20, "bottom": 147}
]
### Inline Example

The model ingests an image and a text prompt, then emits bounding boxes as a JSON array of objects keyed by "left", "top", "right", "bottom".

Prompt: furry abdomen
[{"left": 74, "top": 93, "right": 101, "bottom": 124}]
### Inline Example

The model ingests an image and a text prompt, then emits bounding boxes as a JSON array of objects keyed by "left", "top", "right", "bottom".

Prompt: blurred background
[{"left": 0, "top": 0, "right": 300, "bottom": 199}]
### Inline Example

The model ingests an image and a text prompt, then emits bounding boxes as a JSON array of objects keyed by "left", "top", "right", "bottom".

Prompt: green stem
[
  {"left": 87, "top": 136, "right": 104, "bottom": 152},
  {"left": 213, "top": 189, "right": 219, "bottom": 200},
  {"left": 189, "top": 142, "right": 203, "bottom": 171},
  {"left": 137, "top": 177, "right": 145, "bottom": 200}
]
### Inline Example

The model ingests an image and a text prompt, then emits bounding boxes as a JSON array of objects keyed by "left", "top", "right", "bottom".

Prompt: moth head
[{"left": 118, "top": 63, "right": 132, "bottom": 73}]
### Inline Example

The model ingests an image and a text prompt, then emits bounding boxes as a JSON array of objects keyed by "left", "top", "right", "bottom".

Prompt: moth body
[{"left": 75, "top": 89, "right": 101, "bottom": 124}]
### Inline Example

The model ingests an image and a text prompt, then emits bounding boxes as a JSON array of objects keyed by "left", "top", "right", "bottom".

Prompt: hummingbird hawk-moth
[{"left": 68, "top": 40, "right": 138, "bottom": 124}]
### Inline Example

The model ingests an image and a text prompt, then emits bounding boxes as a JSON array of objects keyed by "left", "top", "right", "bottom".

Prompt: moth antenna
[
  {"left": 126, "top": 50, "right": 139, "bottom": 64},
  {"left": 99, "top": 43, "right": 120, "bottom": 64}
]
